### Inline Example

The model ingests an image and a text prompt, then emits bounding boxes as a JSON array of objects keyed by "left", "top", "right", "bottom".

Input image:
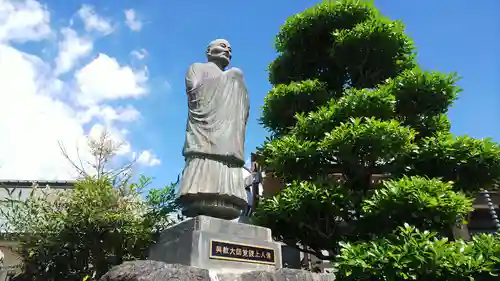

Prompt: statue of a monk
[{"left": 178, "top": 39, "right": 250, "bottom": 220}]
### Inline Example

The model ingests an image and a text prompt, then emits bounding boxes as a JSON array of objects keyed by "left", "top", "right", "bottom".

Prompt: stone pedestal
[
  {"left": 148, "top": 216, "right": 282, "bottom": 272},
  {"left": 100, "top": 261, "right": 336, "bottom": 281}
]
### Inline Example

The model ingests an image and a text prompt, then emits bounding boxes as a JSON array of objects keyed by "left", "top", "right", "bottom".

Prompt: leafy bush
[
  {"left": 1, "top": 175, "right": 179, "bottom": 281},
  {"left": 337, "top": 225, "right": 500, "bottom": 281},
  {"left": 0, "top": 129, "right": 180, "bottom": 281}
]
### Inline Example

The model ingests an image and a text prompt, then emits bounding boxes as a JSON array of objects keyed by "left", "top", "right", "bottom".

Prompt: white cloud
[
  {"left": 77, "top": 5, "right": 113, "bottom": 35},
  {"left": 54, "top": 28, "right": 92, "bottom": 75},
  {"left": 0, "top": 0, "right": 158, "bottom": 180},
  {"left": 79, "top": 105, "right": 141, "bottom": 125},
  {"left": 124, "top": 9, "right": 143, "bottom": 32},
  {"left": 0, "top": 44, "right": 88, "bottom": 179},
  {"left": 135, "top": 150, "right": 161, "bottom": 167},
  {"left": 0, "top": 0, "right": 51, "bottom": 43},
  {"left": 130, "top": 48, "right": 147, "bottom": 60},
  {"left": 75, "top": 53, "right": 148, "bottom": 105},
  {"left": 163, "top": 80, "right": 172, "bottom": 91}
]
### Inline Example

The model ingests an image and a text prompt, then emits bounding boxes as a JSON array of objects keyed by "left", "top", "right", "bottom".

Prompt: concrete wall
[{"left": 0, "top": 240, "right": 21, "bottom": 270}]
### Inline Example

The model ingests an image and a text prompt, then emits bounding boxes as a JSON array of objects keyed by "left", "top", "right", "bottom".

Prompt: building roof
[{"left": 0, "top": 180, "right": 76, "bottom": 189}]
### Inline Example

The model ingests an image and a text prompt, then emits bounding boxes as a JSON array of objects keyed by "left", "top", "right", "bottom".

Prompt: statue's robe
[{"left": 178, "top": 62, "right": 249, "bottom": 218}]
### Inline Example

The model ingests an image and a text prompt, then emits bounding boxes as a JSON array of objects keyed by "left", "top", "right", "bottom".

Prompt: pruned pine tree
[{"left": 253, "top": 1, "right": 500, "bottom": 280}]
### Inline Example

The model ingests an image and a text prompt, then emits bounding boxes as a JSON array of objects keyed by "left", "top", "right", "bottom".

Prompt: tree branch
[{"left": 58, "top": 141, "right": 89, "bottom": 178}]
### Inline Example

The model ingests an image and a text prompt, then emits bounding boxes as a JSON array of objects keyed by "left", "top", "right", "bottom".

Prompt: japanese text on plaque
[{"left": 209, "top": 239, "right": 275, "bottom": 265}]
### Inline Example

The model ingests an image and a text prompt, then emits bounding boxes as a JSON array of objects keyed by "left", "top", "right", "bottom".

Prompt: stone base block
[
  {"left": 148, "top": 215, "right": 282, "bottom": 272},
  {"left": 100, "top": 261, "right": 336, "bottom": 281}
]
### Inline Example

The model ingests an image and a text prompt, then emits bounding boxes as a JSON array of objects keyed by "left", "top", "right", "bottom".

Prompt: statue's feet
[{"left": 181, "top": 198, "right": 244, "bottom": 220}]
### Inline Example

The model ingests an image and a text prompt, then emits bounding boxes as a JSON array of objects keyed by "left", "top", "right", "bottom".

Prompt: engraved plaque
[{"left": 209, "top": 239, "right": 276, "bottom": 265}]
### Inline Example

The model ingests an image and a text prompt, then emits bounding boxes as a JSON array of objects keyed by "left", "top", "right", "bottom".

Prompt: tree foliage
[
  {"left": 253, "top": 0, "right": 500, "bottom": 279},
  {"left": 0, "top": 129, "right": 180, "bottom": 281},
  {"left": 337, "top": 225, "right": 500, "bottom": 281}
]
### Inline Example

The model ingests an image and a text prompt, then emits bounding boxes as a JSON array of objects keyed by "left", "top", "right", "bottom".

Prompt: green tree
[
  {"left": 0, "top": 129, "right": 180, "bottom": 281},
  {"left": 253, "top": 0, "right": 500, "bottom": 279}
]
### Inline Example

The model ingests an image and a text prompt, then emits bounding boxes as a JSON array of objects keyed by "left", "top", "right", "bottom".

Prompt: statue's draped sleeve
[
  {"left": 185, "top": 63, "right": 200, "bottom": 93},
  {"left": 182, "top": 64, "right": 249, "bottom": 165}
]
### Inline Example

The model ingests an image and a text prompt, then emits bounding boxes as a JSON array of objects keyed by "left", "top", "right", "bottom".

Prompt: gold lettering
[
  {"left": 249, "top": 250, "right": 255, "bottom": 257},
  {"left": 229, "top": 248, "right": 236, "bottom": 255},
  {"left": 222, "top": 246, "right": 229, "bottom": 254},
  {"left": 256, "top": 250, "right": 261, "bottom": 258},
  {"left": 235, "top": 248, "right": 242, "bottom": 256},
  {"left": 242, "top": 249, "right": 248, "bottom": 257},
  {"left": 266, "top": 251, "right": 272, "bottom": 260},
  {"left": 215, "top": 246, "right": 222, "bottom": 254}
]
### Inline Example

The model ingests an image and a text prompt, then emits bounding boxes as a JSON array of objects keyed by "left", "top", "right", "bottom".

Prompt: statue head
[{"left": 206, "top": 39, "right": 232, "bottom": 69}]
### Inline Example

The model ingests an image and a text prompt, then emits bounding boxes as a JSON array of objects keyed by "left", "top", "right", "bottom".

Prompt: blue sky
[{"left": 0, "top": 0, "right": 498, "bottom": 190}]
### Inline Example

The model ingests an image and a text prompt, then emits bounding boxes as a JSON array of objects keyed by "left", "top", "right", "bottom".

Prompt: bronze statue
[{"left": 178, "top": 39, "right": 249, "bottom": 220}]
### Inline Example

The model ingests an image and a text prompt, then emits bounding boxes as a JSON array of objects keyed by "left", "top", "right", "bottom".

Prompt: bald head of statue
[{"left": 206, "top": 39, "right": 232, "bottom": 70}]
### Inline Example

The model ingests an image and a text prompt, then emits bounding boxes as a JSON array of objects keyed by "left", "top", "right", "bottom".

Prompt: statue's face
[{"left": 207, "top": 39, "right": 232, "bottom": 68}]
